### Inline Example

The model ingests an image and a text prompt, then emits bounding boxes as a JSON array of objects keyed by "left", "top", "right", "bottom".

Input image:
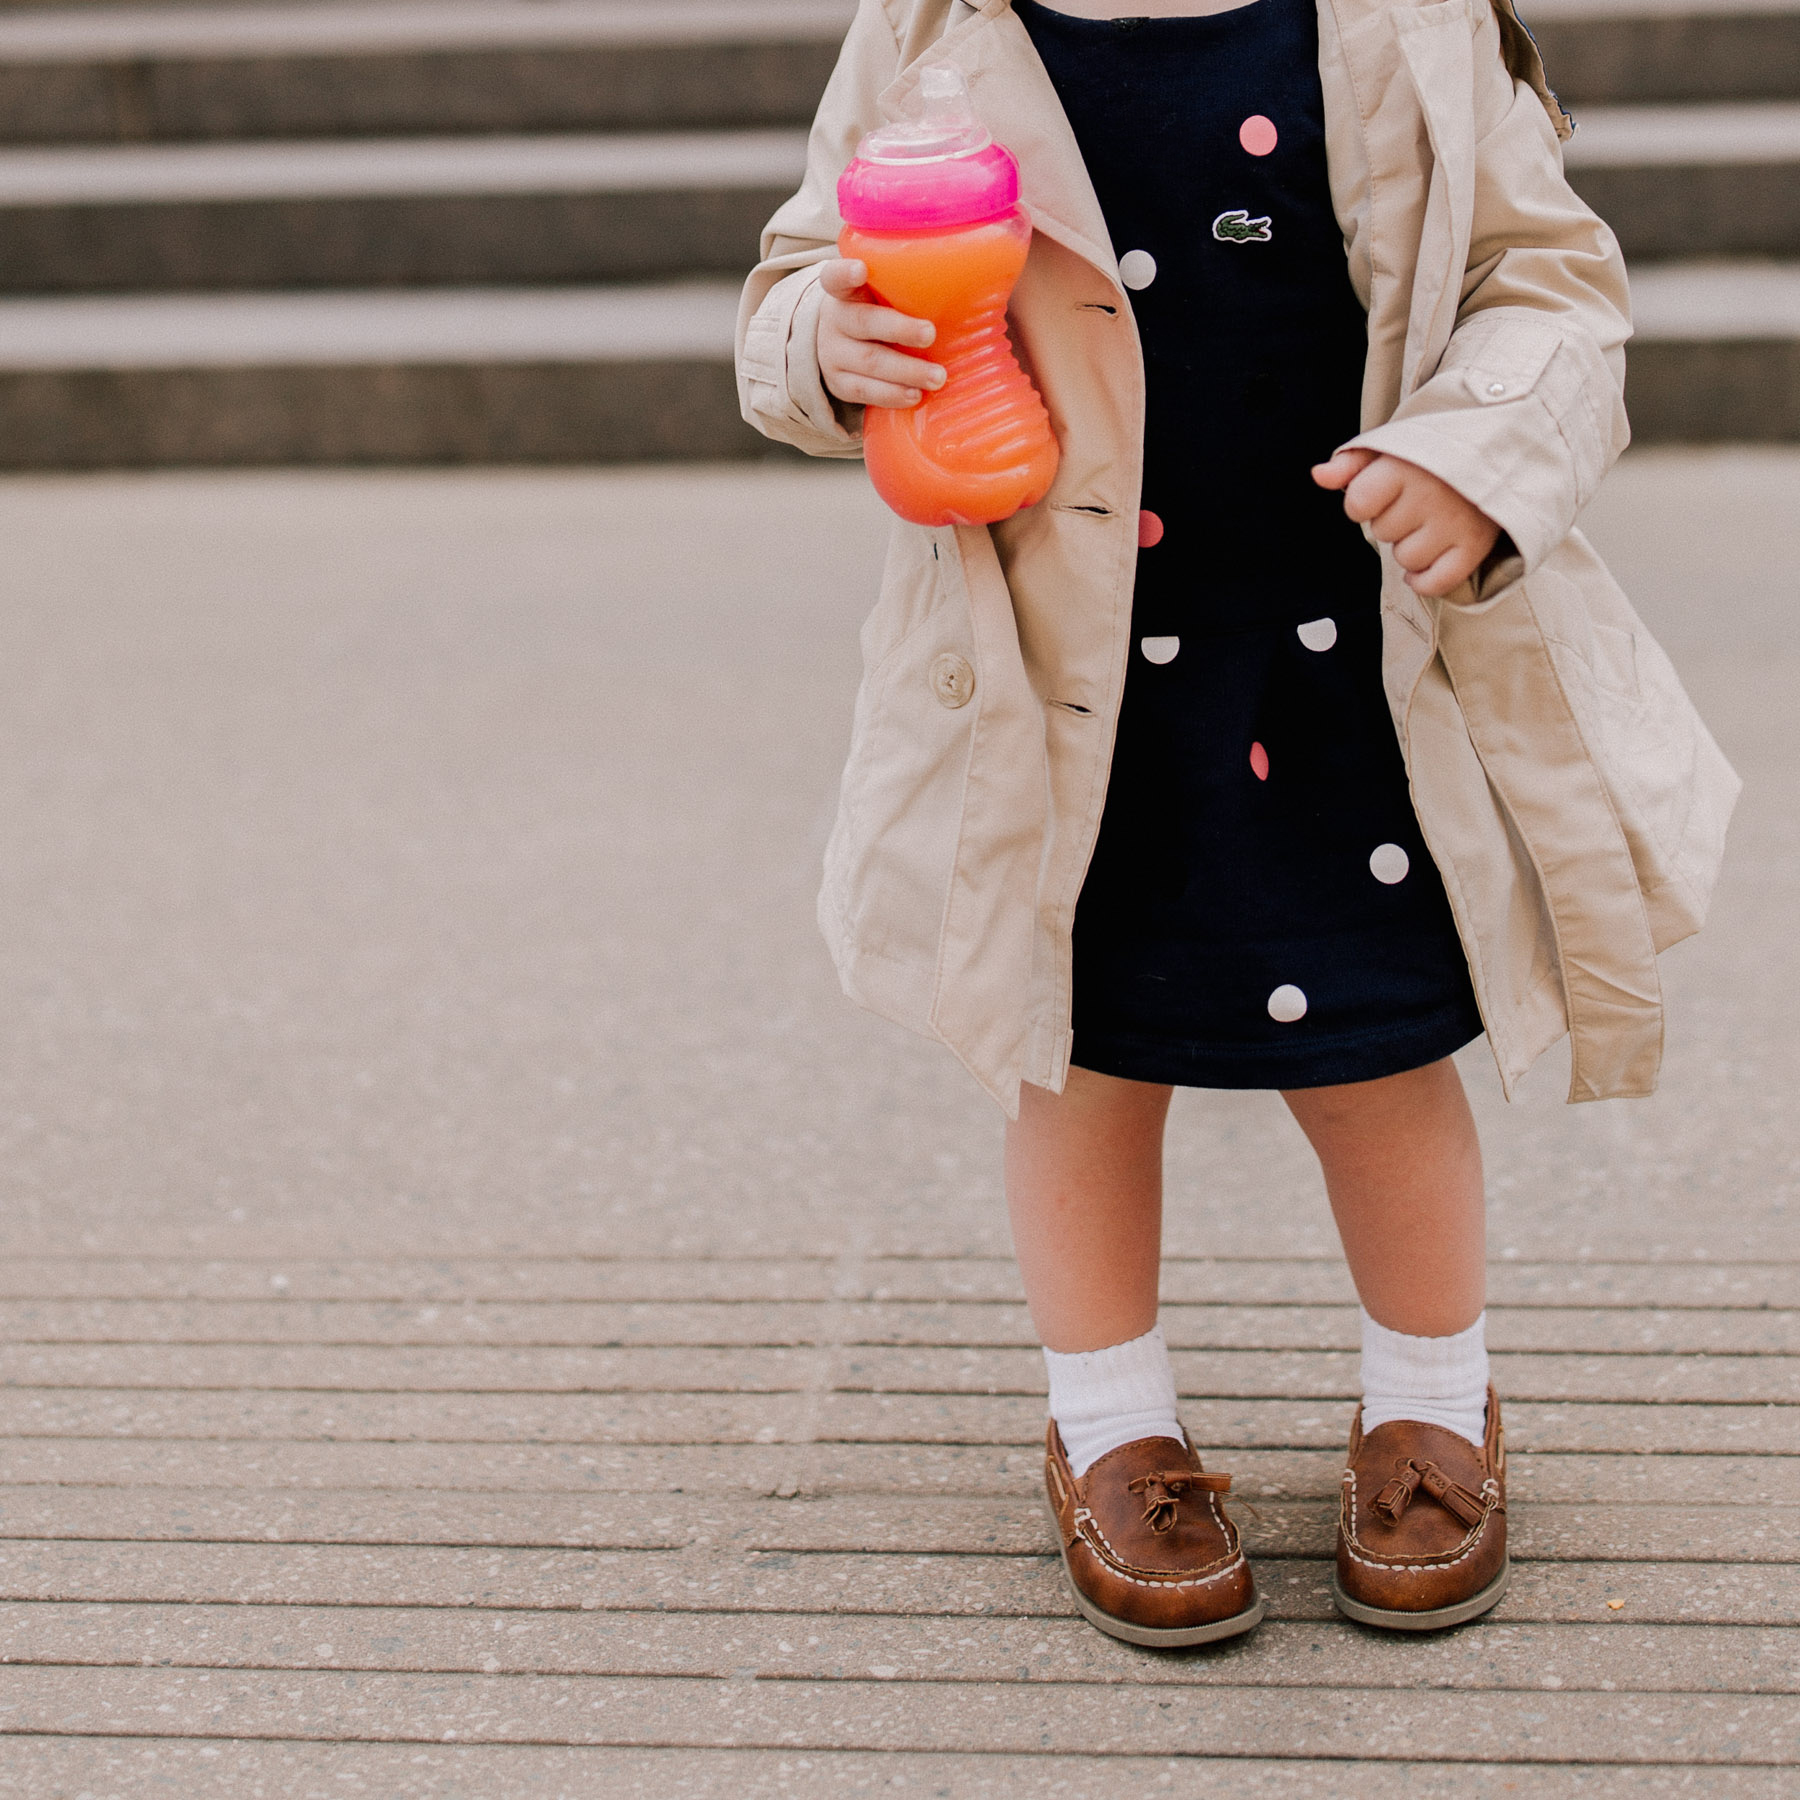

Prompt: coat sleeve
[
  {"left": 1346, "top": 3, "right": 1632, "bottom": 574},
  {"left": 735, "top": 0, "right": 906, "bottom": 458}
]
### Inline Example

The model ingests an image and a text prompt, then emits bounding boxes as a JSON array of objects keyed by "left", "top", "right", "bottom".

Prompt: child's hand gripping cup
[{"left": 837, "top": 66, "right": 1060, "bottom": 527}]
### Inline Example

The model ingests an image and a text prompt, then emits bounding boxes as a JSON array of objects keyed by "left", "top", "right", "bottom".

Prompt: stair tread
[
  {"left": 1566, "top": 99, "right": 1800, "bottom": 163},
  {"left": 1, "top": 0, "right": 1789, "bottom": 63},
  {"left": 1631, "top": 258, "right": 1800, "bottom": 335},
  {"left": 0, "top": 264, "right": 1790, "bottom": 372},
  {"left": 0, "top": 130, "right": 809, "bottom": 206},
  {"left": 0, "top": 1, "right": 857, "bottom": 63},
  {"left": 1526, "top": 0, "right": 1800, "bottom": 17},
  {"left": 0, "top": 103, "right": 1789, "bottom": 211},
  {"left": 0, "top": 282, "right": 742, "bottom": 369}
]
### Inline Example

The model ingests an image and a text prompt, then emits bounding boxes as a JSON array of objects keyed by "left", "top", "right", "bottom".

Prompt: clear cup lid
[{"left": 856, "top": 64, "right": 993, "bottom": 164}]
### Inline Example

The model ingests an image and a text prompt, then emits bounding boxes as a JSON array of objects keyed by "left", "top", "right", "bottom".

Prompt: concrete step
[
  {"left": 0, "top": 103, "right": 1794, "bottom": 296},
  {"left": 1529, "top": 0, "right": 1800, "bottom": 106},
  {"left": 1564, "top": 100, "right": 1800, "bottom": 260},
  {"left": 0, "top": 1, "right": 1789, "bottom": 154},
  {"left": 0, "top": 0, "right": 856, "bottom": 143},
  {"left": 0, "top": 263, "right": 1789, "bottom": 467},
  {"left": 0, "top": 281, "right": 762, "bottom": 464},
  {"left": 1626, "top": 258, "right": 1800, "bottom": 438},
  {"left": 0, "top": 130, "right": 809, "bottom": 291}
]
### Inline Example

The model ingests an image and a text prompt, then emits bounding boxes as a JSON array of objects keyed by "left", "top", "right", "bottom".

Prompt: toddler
[{"left": 737, "top": 0, "right": 1737, "bottom": 1641}]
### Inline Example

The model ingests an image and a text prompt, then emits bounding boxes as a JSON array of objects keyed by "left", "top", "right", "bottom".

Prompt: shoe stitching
[
  {"left": 1077, "top": 1505, "right": 1244, "bottom": 1587},
  {"left": 1079, "top": 1515, "right": 1243, "bottom": 1585},
  {"left": 1337, "top": 1468, "right": 1499, "bottom": 1571},
  {"left": 1047, "top": 1488, "right": 1248, "bottom": 1605},
  {"left": 1341, "top": 1540, "right": 1490, "bottom": 1575},
  {"left": 1076, "top": 1532, "right": 1248, "bottom": 1591},
  {"left": 1334, "top": 1402, "right": 1506, "bottom": 1585},
  {"left": 1051, "top": 1440, "right": 1245, "bottom": 1598},
  {"left": 1050, "top": 1439, "right": 1245, "bottom": 1587}
]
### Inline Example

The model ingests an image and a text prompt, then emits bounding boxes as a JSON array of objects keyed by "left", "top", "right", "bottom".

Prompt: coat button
[
  {"left": 930, "top": 652, "right": 975, "bottom": 709},
  {"left": 1487, "top": 381, "right": 1507, "bottom": 395}
]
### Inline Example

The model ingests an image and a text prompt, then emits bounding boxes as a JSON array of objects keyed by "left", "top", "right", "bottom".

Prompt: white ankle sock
[
  {"left": 1359, "top": 1308, "right": 1489, "bottom": 1449},
  {"left": 1044, "top": 1323, "right": 1183, "bottom": 1477}
]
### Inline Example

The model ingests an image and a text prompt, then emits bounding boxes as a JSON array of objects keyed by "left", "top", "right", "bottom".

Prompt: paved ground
[{"left": 0, "top": 448, "right": 1794, "bottom": 1795}]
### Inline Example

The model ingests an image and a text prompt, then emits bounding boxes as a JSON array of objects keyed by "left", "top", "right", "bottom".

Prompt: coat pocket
[{"left": 1534, "top": 533, "right": 1741, "bottom": 951}]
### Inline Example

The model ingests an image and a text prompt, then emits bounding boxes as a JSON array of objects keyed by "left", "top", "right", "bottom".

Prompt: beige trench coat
[{"left": 736, "top": 0, "right": 1740, "bottom": 1114}]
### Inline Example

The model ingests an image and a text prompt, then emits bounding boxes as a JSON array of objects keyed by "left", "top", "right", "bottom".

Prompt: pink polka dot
[
  {"left": 1137, "top": 509, "right": 1165, "bottom": 549},
  {"left": 1249, "top": 741, "right": 1270, "bottom": 781},
  {"left": 1239, "top": 114, "right": 1278, "bottom": 157}
]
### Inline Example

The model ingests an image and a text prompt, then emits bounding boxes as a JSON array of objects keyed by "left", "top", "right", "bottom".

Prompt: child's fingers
[
  {"left": 1391, "top": 519, "right": 1456, "bottom": 573},
  {"left": 826, "top": 370, "right": 927, "bottom": 410},
  {"left": 1406, "top": 541, "right": 1484, "bottom": 599},
  {"left": 818, "top": 258, "right": 869, "bottom": 300},
  {"left": 1363, "top": 491, "right": 1433, "bottom": 548},
  {"left": 825, "top": 332, "right": 945, "bottom": 392},
  {"left": 836, "top": 299, "right": 937, "bottom": 349},
  {"left": 818, "top": 262, "right": 937, "bottom": 348},
  {"left": 1339, "top": 456, "right": 1408, "bottom": 524},
  {"left": 1311, "top": 447, "right": 1377, "bottom": 490}
]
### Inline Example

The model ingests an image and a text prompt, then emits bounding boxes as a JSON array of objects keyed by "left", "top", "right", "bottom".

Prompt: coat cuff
[
  {"left": 737, "top": 263, "right": 866, "bottom": 459},
  {"left": 1345, "top": 308, "right": 1627, "bottom": 573}
]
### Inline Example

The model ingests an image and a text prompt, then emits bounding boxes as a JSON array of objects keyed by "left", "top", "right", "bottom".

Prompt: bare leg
[
  {"left": 1005, "top": 1065, "right": 1172, "bottom": 1353},
  {"left": 1281, "top": 1057, "right": 1485, "bottom": 1337}
]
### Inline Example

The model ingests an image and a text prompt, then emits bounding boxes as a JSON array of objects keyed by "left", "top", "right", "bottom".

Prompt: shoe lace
[
  {"left": 1127, "top": 1468, "right": 1231, "bottom": 1534},
  {"left": 1371, "top": 1457, "right": 1500, "bottom": 1529}
]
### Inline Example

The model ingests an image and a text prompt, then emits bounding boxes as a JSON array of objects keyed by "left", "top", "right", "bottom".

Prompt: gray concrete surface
[
  {"left": 0, "top": 283, "right": 741, "bottom": 368},
  {"left": 0, "top": 448, "right": 1793, "bottom": 1793},
  {"left": 0, "top": 2, "right": 853, "bottom": 144},
  {"left": 1, "top": 452, "right": 1790, "bottom": 1266}
]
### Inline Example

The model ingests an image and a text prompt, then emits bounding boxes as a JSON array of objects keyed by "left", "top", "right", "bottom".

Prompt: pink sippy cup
[{"left": 837, "top": 65, "right": 1059, "bottom": 528}]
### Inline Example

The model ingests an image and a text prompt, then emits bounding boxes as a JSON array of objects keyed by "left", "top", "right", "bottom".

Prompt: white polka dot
[
  {"left": 1296, "top": 617, "right": 1338, "bottom": 652},
  {"left": 1119, "top": 249, "right": 1158, "bottom": 290},
  {"left": 1140, "top": 635, "right": 1180, "bottom": 665},
  {"left": 1370, "top": 843, "right": 1411, "bottom": 884},
  {"left": 1267, "top": 984, "right": 1308, "bottom": 1023}
]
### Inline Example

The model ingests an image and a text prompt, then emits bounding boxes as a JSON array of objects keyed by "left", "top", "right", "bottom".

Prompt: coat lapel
[
  {"left": 1392, "top": 0, "right": 1478, "bottom": 393},
  {"left": 1318, "top": 0, "right": 1476, "bottom": 411}
]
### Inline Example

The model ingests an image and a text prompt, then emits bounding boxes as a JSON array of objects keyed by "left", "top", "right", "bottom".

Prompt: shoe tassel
[
  {"left": 1371, "top": 1458, "right": 1496, "bottom": 1529},
  {"left": 1127, "top": 1468, "right": 1231, "bottom": 1534}
]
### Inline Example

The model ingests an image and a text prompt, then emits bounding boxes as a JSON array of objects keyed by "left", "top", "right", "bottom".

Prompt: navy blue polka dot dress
[{"left": 1017, "top": 0, "right": 1485, "bottom": 1090}]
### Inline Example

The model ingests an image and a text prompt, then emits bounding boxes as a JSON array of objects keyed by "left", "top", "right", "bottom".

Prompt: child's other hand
[
  {"left": 1312, "top": 449, "right": 1501, "bottom": 600},
  {"left": 817, "top": 259, "right": 944, "bottom": 409}
]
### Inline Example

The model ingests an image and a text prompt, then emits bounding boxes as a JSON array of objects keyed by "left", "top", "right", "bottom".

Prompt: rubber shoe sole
[
  {"left": 1331, "top": 1556, "right": 1510, "bottom": 1632},
  {"left": 1047, "top": 1499, "right": 1266, "bottom": 1648}
]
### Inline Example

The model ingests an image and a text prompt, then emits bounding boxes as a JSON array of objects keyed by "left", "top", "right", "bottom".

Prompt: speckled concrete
[{"left": 0, "top": 450, "right": 1793, "bottom": 1789}]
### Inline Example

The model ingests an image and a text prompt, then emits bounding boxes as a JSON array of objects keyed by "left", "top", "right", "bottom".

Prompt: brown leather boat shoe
[
  {"left": 1044, "top": 1421, "right": 1264, "bottom": 1647},
  {"left": 1332, "top": 1384, "right": 1509, "bottom": 1631}
]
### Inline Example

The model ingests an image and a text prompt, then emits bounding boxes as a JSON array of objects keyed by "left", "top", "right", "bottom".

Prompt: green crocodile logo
[{"left": 1213, "top": 209, "right": 1274, "bottom": 243}]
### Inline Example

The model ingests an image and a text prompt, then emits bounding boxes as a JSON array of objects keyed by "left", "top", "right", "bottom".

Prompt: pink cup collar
[{"left": 838, "top": 140, "right": 1020, "bottom": 232}]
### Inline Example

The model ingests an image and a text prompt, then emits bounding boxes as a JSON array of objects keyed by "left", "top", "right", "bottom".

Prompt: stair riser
[
  {"left": 0, "top": 190, "right": 791, "bottom": 292},
  {"left": 0, "top": 17, "right": 1794, "bottom": 147},
  {"left": 0, "top": 340, "right": 1786, "bottom": 469},
  {"left": 0, "top": 42, "right": 844, "bottom": 145},
  {"left": 1624, "top": 338, "right": 1800, "bottom": 442},
  {"left": 0, "top": 164, "right": 1792, "bottom": 294},
  {"left": 1534, "top": 15, "right": 1800, "bottom": 107},
  {"left": 0, "top": 361, "right": 785, "bottom": 467},
  {"left": 1570, "top": 165, "right": 1800, "bottom": 262}
]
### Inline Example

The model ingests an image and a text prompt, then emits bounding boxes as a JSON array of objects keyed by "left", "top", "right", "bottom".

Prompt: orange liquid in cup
[{"left": 839, "top": 209, "right": 1060, "bottom": 528}]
